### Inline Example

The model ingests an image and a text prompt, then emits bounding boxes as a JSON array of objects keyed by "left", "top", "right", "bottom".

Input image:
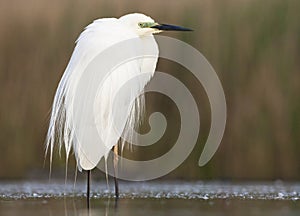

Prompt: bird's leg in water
[
  {"left": 87, "top": 170, "right": 91, "bottom": 208},
  {"left": 113, "top": 145, "right": 119, "bottom": 198}
]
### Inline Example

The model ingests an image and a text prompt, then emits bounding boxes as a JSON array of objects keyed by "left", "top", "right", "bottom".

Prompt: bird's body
[
  {"left": 46, "top": 14, "right": 159, "bottom": 171},
  {"left": 45, "top": 13, "right": 191, "bottom": 201}
]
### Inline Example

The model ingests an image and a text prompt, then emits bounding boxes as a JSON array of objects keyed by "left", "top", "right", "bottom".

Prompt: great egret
[{"left": 45, "top": 13, "right": 191, "bottom": 203}]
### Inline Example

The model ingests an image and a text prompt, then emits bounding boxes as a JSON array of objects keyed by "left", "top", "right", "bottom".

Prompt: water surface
[{"left": 0, "top": 181, "right": 299, "bottom": 215}]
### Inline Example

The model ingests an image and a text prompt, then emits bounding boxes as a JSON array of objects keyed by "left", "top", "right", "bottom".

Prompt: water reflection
[
  {"left": 61, "top": 197, "right": 121, "bottom": 216},
  {"left": 56, "top": 196, "right": 300, "bottom": 216}
]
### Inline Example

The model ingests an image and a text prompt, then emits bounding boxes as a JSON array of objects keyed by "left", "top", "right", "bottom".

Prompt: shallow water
[{"left": 0, "top": 181, "right": 299, "bottom": 215}]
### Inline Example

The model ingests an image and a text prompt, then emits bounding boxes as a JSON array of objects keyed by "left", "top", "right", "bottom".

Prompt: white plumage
[{"left": 46, "top": 13, "right": 159, "bottom": 171}]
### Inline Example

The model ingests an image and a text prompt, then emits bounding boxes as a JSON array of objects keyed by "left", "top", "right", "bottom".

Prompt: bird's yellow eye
[{"left": 138, "top": 22, "right": 145, "bottom": 28}]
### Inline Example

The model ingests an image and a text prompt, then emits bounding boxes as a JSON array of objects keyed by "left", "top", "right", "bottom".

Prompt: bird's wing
[{"left": 46, "top": 18, "right": 158, "bottom": 171}]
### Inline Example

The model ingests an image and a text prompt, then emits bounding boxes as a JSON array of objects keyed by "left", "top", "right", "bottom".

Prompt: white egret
[{"left": 45, "top": 13, "right": 191, "bottom": 203}]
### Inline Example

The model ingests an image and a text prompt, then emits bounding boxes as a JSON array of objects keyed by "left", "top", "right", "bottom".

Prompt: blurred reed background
[{"left": 0, "top": 0, "right": 299, "bottom": 180}]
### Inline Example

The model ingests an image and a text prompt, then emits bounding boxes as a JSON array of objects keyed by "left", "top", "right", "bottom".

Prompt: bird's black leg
[
  {"left": 113, "top": 145, "right": 119, "bottom": 199},
  {"left": 87, "top": 170, "right": 91, "bottom": 209}
]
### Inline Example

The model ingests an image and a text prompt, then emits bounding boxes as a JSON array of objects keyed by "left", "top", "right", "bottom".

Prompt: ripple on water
[{"left": 0, "top": 181, "right": 299, "bottom": 201}]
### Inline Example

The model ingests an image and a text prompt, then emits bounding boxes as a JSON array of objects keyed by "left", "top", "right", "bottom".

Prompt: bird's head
[{"left": 119, "top": 13, "right": 192, "bottom": 36}]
